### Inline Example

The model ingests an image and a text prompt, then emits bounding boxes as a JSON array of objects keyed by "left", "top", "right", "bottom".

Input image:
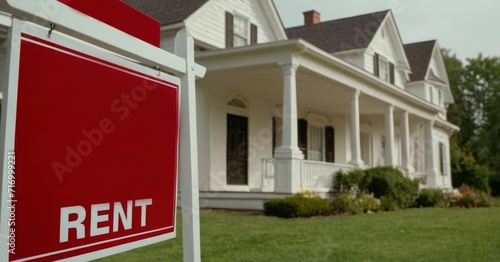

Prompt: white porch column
[
  {"left": 274, "top": 61, "right": 304, "bottom": 193},
  {"left": 384, "top": 105, "right": 396, "bottom": 166},
  {"left": 424, "top": 120, "right": 438, "bottom": 186},
  {"left": 348, "top": 90, "right": 364, "bottom": 167},
  {"left": 400, "top": 111, "right": 414, "bottom": 174}
]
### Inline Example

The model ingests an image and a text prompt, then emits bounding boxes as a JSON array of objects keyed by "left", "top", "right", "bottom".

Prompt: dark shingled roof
[
  {"left": 123, "top": 0, "right": 209, "bottom": 26},
  {"left": 404, "top": 40, "right": 436, "bottom": 82},
  {"left": 286, "top": 10, "right": 389, "bottom": 53}
]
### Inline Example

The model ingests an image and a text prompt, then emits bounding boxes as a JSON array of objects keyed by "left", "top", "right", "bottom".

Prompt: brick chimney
[{"left": 303, "top": 10, "right": 321, "bottom": 26}]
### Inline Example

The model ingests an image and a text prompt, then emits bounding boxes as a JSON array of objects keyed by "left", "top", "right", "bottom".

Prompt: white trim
[
  {"left": 258, "top": 0, "right": 287, "bottom": 41},
  {"left": 224, "top": 185, "right": 252, "bottom": 192},
  {"left": 0, "top": 16, "right": 21, "bottom": 262},
  {"left": 227, "top": 94, "right": 250, "bottom": 110},
  {"left": 232, "top": 13, "right": 250, "bottom": 47}
]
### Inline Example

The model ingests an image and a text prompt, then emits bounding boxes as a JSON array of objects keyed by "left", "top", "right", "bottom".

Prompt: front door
[{"left": 226, "top": 114, "right": 248, "bottom": 185}]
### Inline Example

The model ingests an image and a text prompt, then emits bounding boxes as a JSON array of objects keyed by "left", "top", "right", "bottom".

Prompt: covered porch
[{"left": 195, "top": 39, "right": 452, "bottom": 196}]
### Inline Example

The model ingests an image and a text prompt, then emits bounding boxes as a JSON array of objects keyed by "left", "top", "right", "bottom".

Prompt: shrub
[
  {"left": 333, "top": 169, "right": 371, "bottom": 194},
  {"left": 264, "top": 198, "right": 299, "bottom": 218},
  {"left": 380, "top": 196, "right": 399, "bottom": 211},
  {"left": 331, "top": 193, "right": 380, "bottom": 215},
  {"left": 366, "top": 166, "right": 419, "bottom": 209},
  {"left": 453, "top": 185, "right": 492, "bottom": 208},
  {"left": 356, "top": 194, "right": 381, "bottom": 213},
  {"left": 264, "top": 193, "right": 330, "bottom": 218},
  {"left": 490, "top": 172, "right": 500, "bottom": 197},
  {"left": 331, "top": 193, "right": 360, "bottom": 215},
  {"left": 451, "top": 153, "right": 491, "bottom": 194},
  {"left": 415, "top": 189, "right": 448, "bottom": 208}
]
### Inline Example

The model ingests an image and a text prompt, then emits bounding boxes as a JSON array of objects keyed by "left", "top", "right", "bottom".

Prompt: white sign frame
[{"left": 0, "top": 1, "right": 205, "bottom": 261}]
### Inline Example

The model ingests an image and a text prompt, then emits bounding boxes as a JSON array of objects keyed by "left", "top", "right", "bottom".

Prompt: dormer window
[
  {"left": 373, "top": 53, "right": 395, "bottom": 84},
  {"left": 379, "top": 57, "right": 389, "bottom": 82},
  {"left": 226, "top": 12, "right": 258, "bottom": 48}
]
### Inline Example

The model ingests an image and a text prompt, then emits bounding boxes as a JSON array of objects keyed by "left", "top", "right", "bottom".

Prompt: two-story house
[{"left": 0, "top": 0, "right": 459, "bottom": 210}]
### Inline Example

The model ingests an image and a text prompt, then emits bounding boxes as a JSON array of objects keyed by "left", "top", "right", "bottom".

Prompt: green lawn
[{"left": 97, "top": 207, "right": 500, "bottom": 262}]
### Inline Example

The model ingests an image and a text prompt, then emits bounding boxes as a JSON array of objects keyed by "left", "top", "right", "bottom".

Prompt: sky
[{"left": 273, "top": 0, "right": 499, "bottom": 62}]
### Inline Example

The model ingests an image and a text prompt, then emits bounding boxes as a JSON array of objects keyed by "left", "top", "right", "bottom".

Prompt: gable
[
  {"left": 428, "top": 46, "right": 448, "bottom": 83},
  {"left": 185, "top": 0, "right": 286, "bottom": 49},
  {"left": 367, "top": 13, "right": 410, "bottom": 71},
  {"left": 404, "top": 40, "right": 435, "bottom": 82},
  {"left": 404, "top": 40, "right": 454, "bottom": 104},
  {"left": 428, "top": 43, "right": 453, "bottom": 103}
]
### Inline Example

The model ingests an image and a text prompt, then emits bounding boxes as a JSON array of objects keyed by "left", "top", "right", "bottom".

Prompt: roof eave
[{"left": 197, "top": 40, "right": 445, "bottom": 115}]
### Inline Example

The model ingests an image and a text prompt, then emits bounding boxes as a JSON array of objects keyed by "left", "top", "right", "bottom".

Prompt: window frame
[
  {"left": 232, "top": 14, "right": 249, "bottom": 47},
  {"left": 378, "top": 56, "right": 390, "bottom": 82}
]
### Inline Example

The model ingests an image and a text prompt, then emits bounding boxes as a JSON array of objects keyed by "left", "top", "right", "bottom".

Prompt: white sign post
[{"left": 176, "top": 29, "right": 202, "bottom": 262}]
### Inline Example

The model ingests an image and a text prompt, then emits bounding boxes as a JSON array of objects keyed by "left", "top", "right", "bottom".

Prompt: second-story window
[
  {"left": 373, "top": 52, "right": 395, "bottom": 84},
  {"left": 226, "top": 12, "right": 258, "bottom": 48},
  {"left": 379, "top": 57, "right": 389, "bottom": 82},
  {"left": 233, "top": 15, "right": 248, "bottom": 47}
]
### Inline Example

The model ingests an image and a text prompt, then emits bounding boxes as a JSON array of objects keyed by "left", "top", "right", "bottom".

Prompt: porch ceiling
[
  {"left": 297, "top": 69, "right": 388, "bottom": 115},
  {"left": 200, "top": 65, "right": 390, "bottom": 116}
]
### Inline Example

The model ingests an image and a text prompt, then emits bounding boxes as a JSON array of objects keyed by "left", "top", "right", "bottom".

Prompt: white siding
[
  {"left": 206, "top": 84, "right": 275, "bottom": 191},
  {"left": 428, "top": 51, "right": 447, "bottom": 81},
  {"left": 196, "top": 83, "right": 211, "bottom": 191},
  {"left": 433, "top": 127, "right": 452, "bottom": 188},
  {"left": 335, "top": 53, "right": 365, "bottom": 68},
  {"left": 406, "top": 83, "right": 426, "bottom": 100},
  {"left": 365, "top": 22, "right": 407, "bottom": 88},
  {"left": 185, "top": 0, "right": 282, "bottom": 49}
]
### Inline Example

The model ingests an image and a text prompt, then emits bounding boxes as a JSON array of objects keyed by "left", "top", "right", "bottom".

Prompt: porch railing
[
  {"left": 301, "top": 160, "right": 353, "bottom": 192},
  {"left": 261, "top": 158, "right": 354, "bottom": 193},
  {"left": 261, "top": 158, "right": 275, "bottom": 192}
]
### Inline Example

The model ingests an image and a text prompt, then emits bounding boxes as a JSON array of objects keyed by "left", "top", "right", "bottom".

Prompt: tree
[{"left": 443, "top": 51, "right": 500, "bottom": 195}]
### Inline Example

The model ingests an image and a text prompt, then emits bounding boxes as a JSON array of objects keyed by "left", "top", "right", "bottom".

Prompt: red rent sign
[{"left": 8, "top": 24, "right": 179, "bottom": 261}]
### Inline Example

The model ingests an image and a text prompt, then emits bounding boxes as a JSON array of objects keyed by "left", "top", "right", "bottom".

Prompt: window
[
  {"left": 379, "top": 57, "right": 389, "bottom": 82},
  {"left": 233, "top": 15, "right": 248, "bottom": 47},
  {"left": 308, "top": 125, "right": 324, "bottom": 161},
  {"left": 373, "top": 53, "right": 394, "bottom": 84},
  {"left": 226, "top": 12, "right": 258, "bottom": 48},
  {"left": 272, "top": 117, "right": 335, "bottom": 162},
  {"left": 227, "top": 98, "right": 247, "bottom": 109},
  {"left": 439, "top": 142, "right": 445, "bottom": 175},
  {"left": 412, "top": 124, "right": 425, "bottom": 172}
]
